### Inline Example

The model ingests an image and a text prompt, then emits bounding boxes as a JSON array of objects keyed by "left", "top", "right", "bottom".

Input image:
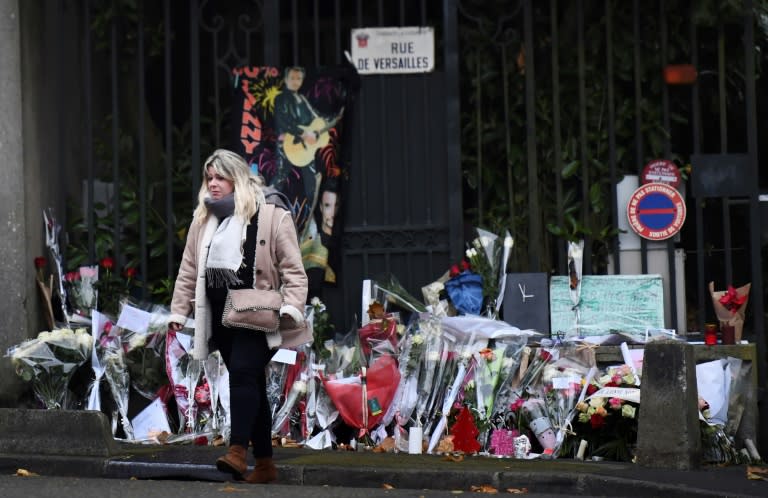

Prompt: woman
[{"left": 168, "top": 149, "right": 309, "bottom": 484}]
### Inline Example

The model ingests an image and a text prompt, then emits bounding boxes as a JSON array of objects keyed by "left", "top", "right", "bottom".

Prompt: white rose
[{"left": 292, "top": 380, "right": 308, "bottom": 394}]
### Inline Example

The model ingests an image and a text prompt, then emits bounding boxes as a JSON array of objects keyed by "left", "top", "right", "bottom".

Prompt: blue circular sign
[{"left": 626, "top": 183, "right": 686, "bottom": 240}]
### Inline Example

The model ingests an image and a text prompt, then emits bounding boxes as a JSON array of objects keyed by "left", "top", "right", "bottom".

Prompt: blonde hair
[{"left": 192, "top": 149, "right": 266, "bottom": 224}]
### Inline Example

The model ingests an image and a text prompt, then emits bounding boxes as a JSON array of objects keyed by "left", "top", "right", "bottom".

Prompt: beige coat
[{"left": 169, "top": 203, "right": 310, "bottom": 360}]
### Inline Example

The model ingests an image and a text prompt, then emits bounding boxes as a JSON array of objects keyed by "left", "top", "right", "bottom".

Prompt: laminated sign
[{"left": 351, "top": 27, "right": 434, "bottom": 74}]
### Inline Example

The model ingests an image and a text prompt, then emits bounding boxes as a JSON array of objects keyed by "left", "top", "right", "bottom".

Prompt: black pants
[{"left": 210, "top": 298, "right": 274, "bottom": 458}]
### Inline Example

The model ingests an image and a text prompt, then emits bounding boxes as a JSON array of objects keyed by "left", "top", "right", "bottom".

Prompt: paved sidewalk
[{"left": 1, "top": 408, "right": 767, "bottom": 496}]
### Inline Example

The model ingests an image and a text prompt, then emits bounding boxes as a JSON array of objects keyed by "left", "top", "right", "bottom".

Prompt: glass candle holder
[{"left": 704, "top": 323, "right": 718, "bottom": 345}]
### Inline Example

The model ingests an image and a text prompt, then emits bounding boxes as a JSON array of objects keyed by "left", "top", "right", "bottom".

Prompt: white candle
[
  {"left": 576, "top": 439, "right": 588, "bottom": 460},
  {"left": 408, "top": 426, "right": 423, "bottom": 454}
]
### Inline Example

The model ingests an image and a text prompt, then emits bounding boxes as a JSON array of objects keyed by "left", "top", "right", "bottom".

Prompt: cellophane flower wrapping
[
  {"left": 64, "top": 265, "right": 98, "bottom": 317},
  {"left": 271, "top": 345, "right": 311, "bottom": 438},
  {"left": 382, "top": 318, "right": 427, "bottom": 433},
  {"left": 536, "top": 351, "right": 595, "bottom": 457},
  {"left": 103, "top": 333, "right": 133, "bottom": 439},
  {"left": 118, "top": 303, "right": 170, "bottom": 400},
  {"left": 8, "top": 327, "right": 93, "bottom": 410},
  {"left": 697, "top": 357, "right": 753, "bottom": 464},
  {"left": 426, "top": 332, "right": 481, "bottom": 453},
  {"left": 372, "top": 273, "right": 428, "bottom": 315},
  {"left": 164, "top": 328, "right": 223, "bottom": 437}
]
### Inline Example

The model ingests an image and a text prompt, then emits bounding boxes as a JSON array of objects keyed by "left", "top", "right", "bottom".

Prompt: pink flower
[
  {"left": 609, "top": 397, "right": 623, "bottom": 410},
  {"left": 510, "top": 398, "right": 525, "bottom": 412}
]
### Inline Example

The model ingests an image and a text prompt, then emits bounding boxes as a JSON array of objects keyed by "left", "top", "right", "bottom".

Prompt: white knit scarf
[{"left": 204, "top": 194, "right": 246, "bottom": 287}]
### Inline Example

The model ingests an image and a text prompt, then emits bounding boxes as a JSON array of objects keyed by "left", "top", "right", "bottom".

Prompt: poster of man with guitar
[
  {"left": 272, "top": 66, "right": 343, "bottom": 220},
  {"left": 231, "top": 63, "right": 353, "bottom": 295}
]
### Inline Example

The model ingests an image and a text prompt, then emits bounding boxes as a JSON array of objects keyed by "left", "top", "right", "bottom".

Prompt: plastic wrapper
[
  {"left": 64, "top": 265, "right": 98, "bottom": 317},
  {"left": 567, "top": 240, "right": 584, "bottom": 337},
  {"left": 322, "top": 354, "right": 400, "bottom": 439},
  {"left": 7, "top": 327, "right": 92, "bottom": 410},
  {"left": 117, "top": 302, "right": 170, "bottom": 400},
  {"left": 372, "top": 273, "right": 428, "bottom": 315}
]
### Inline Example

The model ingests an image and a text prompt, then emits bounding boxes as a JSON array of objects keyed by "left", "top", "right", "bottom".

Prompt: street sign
[
  {"left": 641, "top": 159, "right": 681, "bottom": 188},
  {"left": 626, "top": 183, "right": 686, "bottom": 241},
  {"left": 350, "top": 27, "right": 434, "bottom": 74}
]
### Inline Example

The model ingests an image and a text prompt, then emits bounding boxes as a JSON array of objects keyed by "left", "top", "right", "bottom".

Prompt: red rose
[
  {"left": 590, "top": 413, "right": 606, "bottom": 430},
  {"left": 100, "top": 257, "right": 114, "bottom": 270},
  {"left": 460, "top": 259, "right": 471, "bottom": 271},
  {"left": 449, "top": 264, "right": 460, "bottom": 277},
  {"left": 586, "top": 384, "right": 598, "bottom": 396},
  {"left": 34, "top": 257, "right": 46, "bottom": 269},
  {"left": 65, "top": 271, "right": 81, "bottom": 282},
  {"left": 539, "top": 350, "right": 553, "bottom": 362},
  {"left": 124, "top": 267, "right": 137, "bottom": 279}
]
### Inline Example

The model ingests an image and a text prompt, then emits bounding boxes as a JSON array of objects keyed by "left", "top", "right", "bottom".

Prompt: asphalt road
[{"left": 0, "top": 474, "right": 568, "bottom": 498}]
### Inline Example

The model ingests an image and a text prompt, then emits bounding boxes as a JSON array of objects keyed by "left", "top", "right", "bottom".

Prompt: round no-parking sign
[{"left": 626, "top": 183, "right": 686, "bottom": 241}]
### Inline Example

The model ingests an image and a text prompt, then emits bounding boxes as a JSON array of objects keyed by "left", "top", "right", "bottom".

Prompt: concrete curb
[{"left": 0, "top": 408, "right": 119, "bottom": 457}]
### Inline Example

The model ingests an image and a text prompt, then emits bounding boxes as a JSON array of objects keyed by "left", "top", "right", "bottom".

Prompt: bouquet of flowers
[
  {"left": 382, "top": 319, "right": 428, "bottom": 437},
  {"left": 570, "top": 364, "right": 641, "bottom": 461},
  {"left": 709, "top": 281, "right": 751, "bottom": 343},
  {"left": 95, "top": 256, "right": 136, "bottom": 318},
  {"left": 8, "top": 327, "right": 93, "bottom": 409},
  {"left": 118, "top": 303, "right": 170, "bottom": 400},
  {"left": 64, "top": 265, "right": 98, "bottom": 317},
  {"left": 444, "top": 228, "right": 513, "bottom": 318}
]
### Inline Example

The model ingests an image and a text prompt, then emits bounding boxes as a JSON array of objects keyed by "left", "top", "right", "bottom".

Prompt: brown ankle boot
[
  {"left": 216, "top": 445, "right": 248, "bottom": 479},
  {"left": 244, "top": 457, "right": 277, "bottom": 484}
]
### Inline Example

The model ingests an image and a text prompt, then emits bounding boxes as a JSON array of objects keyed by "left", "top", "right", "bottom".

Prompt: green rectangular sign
[{"left": 549, "top": 274, "right": 665, "bottom": 338}]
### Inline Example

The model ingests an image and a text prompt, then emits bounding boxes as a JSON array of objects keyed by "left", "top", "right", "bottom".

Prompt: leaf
[{"left": 469, "top": 484, "right": 498, "bottom": 493}]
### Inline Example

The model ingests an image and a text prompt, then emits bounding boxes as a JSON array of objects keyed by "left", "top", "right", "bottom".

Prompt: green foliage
[{"left": 457, "top": 0, "right": 764, "bottom": 273}]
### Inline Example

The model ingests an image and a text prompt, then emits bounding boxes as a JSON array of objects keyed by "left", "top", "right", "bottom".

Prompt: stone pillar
[
  {"left": 636, "top": 340, "right": 702, "bottom": 469},
  {"left": 0, "top": 0, "right": 29, "bottom": 406}
]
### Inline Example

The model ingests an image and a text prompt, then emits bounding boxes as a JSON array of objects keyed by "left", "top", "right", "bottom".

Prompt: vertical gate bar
[
  {"left": 263, "top": 0, "right": 280, "bottom": 66},
  {"left": 632, "top": 0, "right": 647, "bottom": 274},
  {"left": 111, "top": 0, "right": 122, "bottom": 265},
  {"left": 291, "top": 0, "right": 299, "bottom": 64},
  {"left": 334, "top": 0, "right": 341, "bottom": 65},
  {"left": 211, "top": 24, "right": 220, "bottom": 147},
  {"left": 137, "top": 0, "right": 148, "bottom": 299},
  {"left": 444, "top": 0, "right": 463, "bottom": 263},
  {"left": 476, "top": 57, "right": 483, "bottom": 225},
  {"left": 355, "top": 0, "right": 369, "bottom": 229},
  {"left": 377, "top": 0, "right": 389, "bottom": 227},
  {"left": 313, "top": 0, "right": 320, "bottom": 65},
  {"left": 189, "top": 0, "right": 201, "bottom": 196},
  {"left": 523, "top": 0, "right": 539, "bottom": 271},
  {"left": 691, "top": 4, "right": 705, "bottom": 330},
  {"left": 421, "top": 0, "right": 432, "bottom": 227},
  {"left": 551, "top": 0, "right": 564, "bottom": 274},
  {"left": 55, "top": 0, "right": 67, "bottom": 232},
  {"left": 605, "top": 0, "right": 618, "bottom": 276},
  {"left": 164, "top": 0, "right": 174, "bottom": 277},
  {"left": 84, "top": 0, "right": 95, "bottom": 263},
  {"left": 577, "top": 0, "right": 590, "bottom": 273},
  {"left": 660, "top": 0, "right": 679, "bottom": 332},
  {"left": 502, "top": 45, "right": 512, "bottom": 245},
  {"left": 743, "top": 0, "right": 766, "bottom": 453},
  {"left": 717, "top": 21, "right": 733, "bottom": 284}
]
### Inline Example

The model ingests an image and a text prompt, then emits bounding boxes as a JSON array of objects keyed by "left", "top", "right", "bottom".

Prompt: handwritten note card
[{"left": 549, "top": 274, "right": 664, "bottom": 338}]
